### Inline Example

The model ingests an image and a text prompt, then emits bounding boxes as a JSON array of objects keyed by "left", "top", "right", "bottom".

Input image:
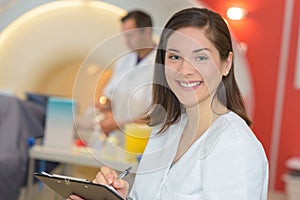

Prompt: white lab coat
[
  {"left": 129, "top": 111, "right": 269, "bottom": 200},
  {"left": 103, "top": 50, "right": 155, "bottom": 124}
]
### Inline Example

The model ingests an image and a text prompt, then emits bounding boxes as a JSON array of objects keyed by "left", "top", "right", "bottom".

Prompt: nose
[{"left": 176, "top": 58, "right": 196, "bottom": 77}]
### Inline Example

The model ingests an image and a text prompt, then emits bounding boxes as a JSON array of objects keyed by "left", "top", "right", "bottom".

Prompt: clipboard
[{"left": 34, "top": 172, "right": 124, "bottom": 200}]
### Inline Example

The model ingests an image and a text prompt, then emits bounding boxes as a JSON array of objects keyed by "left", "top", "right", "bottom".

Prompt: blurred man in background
[{"left": 97, "top": 10, "right": 156, "bottom": 142}]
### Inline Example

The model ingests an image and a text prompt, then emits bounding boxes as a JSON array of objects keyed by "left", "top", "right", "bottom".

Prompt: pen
[{"left": 117, "top": 166, "right": 132, "bottom": 179}]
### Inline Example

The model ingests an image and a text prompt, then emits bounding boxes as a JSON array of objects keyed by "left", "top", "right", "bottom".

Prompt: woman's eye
[
  {"left": 196, "top": 55, "right": 208, "bottom": 61},
  {"left": 168, "top": 54, "right": 181, "bottom": 60}
]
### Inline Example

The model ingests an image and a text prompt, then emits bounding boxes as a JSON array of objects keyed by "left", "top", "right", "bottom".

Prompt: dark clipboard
[{"left": 34, "top": 172, "right": 124, "bottom": 200}]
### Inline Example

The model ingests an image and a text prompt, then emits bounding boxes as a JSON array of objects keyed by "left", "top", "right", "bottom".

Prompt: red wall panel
[
  {"left": 276, "top": 1, "right": 300, "bottom": 190},
  {"left": 200, "top": 0, "right": 298, "bottom": 191}
]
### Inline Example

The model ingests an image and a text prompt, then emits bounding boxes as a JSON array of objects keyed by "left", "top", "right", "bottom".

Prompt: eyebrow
[
  {"left": 166, "top": 48, "right": 211, "bottom": 53},
  {"left": 193, "top": 48, "right": 211, "bottom": 53}
]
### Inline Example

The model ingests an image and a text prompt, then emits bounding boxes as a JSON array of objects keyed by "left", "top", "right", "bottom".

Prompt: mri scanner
[{"left": 0, "top": 0, "right": 254, "bottom": 115}]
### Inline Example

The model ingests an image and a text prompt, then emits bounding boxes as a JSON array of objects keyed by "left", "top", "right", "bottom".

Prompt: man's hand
[
  {"left": 96, "top": 97, "right": 111, "bottom": 112},
  {"left": 99, "top": 111, "right": 120, "bottom": 136}
]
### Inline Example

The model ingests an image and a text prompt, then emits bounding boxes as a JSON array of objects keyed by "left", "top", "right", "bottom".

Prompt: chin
[
  {"left": 179, "top": 98, "right": 199, "bottom": 108},
  {"left": 179, "top": 94, "right": 213, "bottom": 109}
]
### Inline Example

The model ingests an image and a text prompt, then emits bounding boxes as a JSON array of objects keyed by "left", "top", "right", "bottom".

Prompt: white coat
[
  {"left": 129, "top": 111, "right": 269, "bottom": 200},
  {"left": 103, "top": 50, "right": 155, "bottom": 124}
]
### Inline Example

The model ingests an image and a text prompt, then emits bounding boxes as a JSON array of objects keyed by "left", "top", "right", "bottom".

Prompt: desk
[{"left": 26, "top": 144, "right": 138, "bottom": 200}]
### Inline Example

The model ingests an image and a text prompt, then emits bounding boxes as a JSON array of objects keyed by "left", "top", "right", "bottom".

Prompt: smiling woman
[
  {"left": 68, "top": 7, "right": 268, "bottom": 200},
  {"left": 129, "top": 8, "right": 268, "bottom": 200}
]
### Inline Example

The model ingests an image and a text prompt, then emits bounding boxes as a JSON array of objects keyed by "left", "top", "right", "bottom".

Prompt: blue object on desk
[{"left": 43, "top": 97, "right": 75, "bottom": 149}]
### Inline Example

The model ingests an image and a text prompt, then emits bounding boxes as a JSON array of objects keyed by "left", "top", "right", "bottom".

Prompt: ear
[{"left": 223, "top": 52, "right": 233, "bottom": 76}]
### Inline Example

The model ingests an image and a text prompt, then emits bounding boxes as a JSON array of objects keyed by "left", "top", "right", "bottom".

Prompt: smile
[{"left": 177, "top": 81, "right": 202, "bottom": 88}]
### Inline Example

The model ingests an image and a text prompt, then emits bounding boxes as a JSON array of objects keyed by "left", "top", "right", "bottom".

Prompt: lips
[{"left": 177, "top": 80, "right": 203, "bottom": 90}]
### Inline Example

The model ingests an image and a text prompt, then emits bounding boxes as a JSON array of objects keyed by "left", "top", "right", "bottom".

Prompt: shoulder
[
  {"left": 202, "top": 112, "right": 269, "bottom": 198},
  {"left": 220, "top": 112, "right": 261, "bottom": 147},
  {"left": 203, "top": 111, "right": 267, "bottom": 164},
  {"left": 115, "top": 52, "right": 137, "bottom": 68}
]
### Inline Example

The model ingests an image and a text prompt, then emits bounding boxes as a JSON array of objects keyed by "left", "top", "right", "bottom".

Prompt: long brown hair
[{"left": 145, "top": 7, "right": 251, "bottom": 132}]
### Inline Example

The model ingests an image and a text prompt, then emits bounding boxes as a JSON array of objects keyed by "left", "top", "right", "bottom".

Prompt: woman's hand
[
  {"left": 94, "top": 166, "right": 129, "bottom": 198},
  {"left": 67, "top": 166, "right": 129, "bottom": 200}
]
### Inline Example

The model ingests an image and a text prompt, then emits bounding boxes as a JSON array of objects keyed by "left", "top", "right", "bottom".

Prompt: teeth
[{"left": 179, "top": 81, "right": 201, "bottom": 88}]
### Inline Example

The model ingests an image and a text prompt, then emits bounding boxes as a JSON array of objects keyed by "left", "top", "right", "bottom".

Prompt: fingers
[
  {"left": 93, "top": 166, "right": 129, "bottom": 198},
  {"left": 67, "top": 195, "right": 84, "bottom": 200},
  {"left": 112, "top": 178, "right": 129, "bottom": 190},
  {"left": 111, "top": 178, "right": 130, "bottom": 198},
  {"left": 93, "top": 166, "right": 118, "bottom": 185}
]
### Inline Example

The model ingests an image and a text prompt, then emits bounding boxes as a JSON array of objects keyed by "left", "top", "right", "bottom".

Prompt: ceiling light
[{"left": 227, "top": 7, "right": 247, "bottom": 20}]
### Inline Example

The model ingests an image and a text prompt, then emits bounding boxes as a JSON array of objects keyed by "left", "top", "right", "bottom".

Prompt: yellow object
[{"left": 124, "top": 123, "right": 152, "bottom": 161}]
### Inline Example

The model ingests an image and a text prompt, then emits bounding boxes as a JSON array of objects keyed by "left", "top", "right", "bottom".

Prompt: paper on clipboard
[{"left": 34, "top": 172, "right": 124, "bottom": 200}]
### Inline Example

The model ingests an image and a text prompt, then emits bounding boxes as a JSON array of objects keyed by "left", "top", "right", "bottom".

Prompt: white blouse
[{"left": 129, "top": 111, "right": 269, "bottom": 200}]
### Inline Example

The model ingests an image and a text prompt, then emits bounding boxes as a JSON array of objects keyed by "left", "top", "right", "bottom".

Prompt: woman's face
[{"left": 165, "top": 27, "right": 232, "bottom": 107}]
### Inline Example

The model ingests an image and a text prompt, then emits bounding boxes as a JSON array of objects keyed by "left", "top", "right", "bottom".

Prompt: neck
[
  {"left": 185, "top": 97, "right": 227, "bottom": 138},
  {"left": 173, "top": 97, "right": 227, "bottom": 165},
  {"left": 136, "top": 42, "right": 155, "bottom": 60},
  {"left": 136, "top": 48, "right": 152, "bottom": 60}
]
